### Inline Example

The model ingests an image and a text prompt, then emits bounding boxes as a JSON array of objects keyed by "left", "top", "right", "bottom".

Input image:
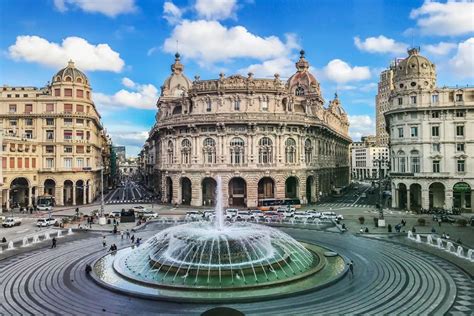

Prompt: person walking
[
  {"left": 102, "top": 236, "right": 107, "bottom": 248},
  {"left": 51, "top": 237, "right": 57, "bottom": 248},
  {"left": 126, "top": 230, "right": 130, "bottom": 239},
  {"left": 120, "top": 230, "right": 124, "bottom": 240},
  {"left": 347, "top": 260, "right": 354, "bottom": 277},
  {"left": 131, "top": 235, "right": 135, "bottom": 243}
]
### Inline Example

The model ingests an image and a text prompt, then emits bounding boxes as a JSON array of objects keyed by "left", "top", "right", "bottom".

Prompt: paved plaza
[{"left": 0, "top": 220, "right": 473, "bottom": 315}]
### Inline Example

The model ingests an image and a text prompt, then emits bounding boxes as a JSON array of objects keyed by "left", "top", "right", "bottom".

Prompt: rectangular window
[
  {"left": 457, "top": 160, "right": 465, "bottom": 172},
  {"left": 431, "top": 111, "right": 440, "bottom": 118},
  {"left": 45, "top": 158, "right": 54, "bottom": 168},
  {"left": 64, "top": 130, "right": 73, "bottom": 140},
  {"left": 64, "top": 89, "right": 72, "bottom": 97},
  {"left": 32, "top": 158, "right": 36, "bottom": 168},
  {"left": 76, "top": 158, "right": 84, "bottom": 168},
  {"left": 76, "top": 130, "right": 84, "bottom": 140},
  {"left": 46, "top": 118, "right": 54, "bottom": 125},
  {"left": 64, "top": 104, "right": 73, "bottom": 113},
  {"left": 54, "top": 89, "right": 60, "bottom": 96},
  {"left": 431, "top": 126, "right": 439, "bottom": 137},
  {"left": 45, "top": 145, "right": 54, "bottom": 153},
  {"left": 411, "top": 157, "right": 420, "bottom": 173},
  {"left": 76, "top": 89, "right": 84, "bottom": 98},
  {"left": 25, "top": 118, "right": 33, "bottom": 126},
  {"left": 410, "top": 96, "right": 417, "bottom": 104},
  {"left": 86, "top": 131, "right": 90, "bottom": 140},
  {"left": 76, "top": 145, "right": 84, "bottom": 154},
  {"left": 46, "top": 130, "right": 54, "bottom": 140},
  {"left": 206, "top": 100, "right": 212, "bottom": 112},
  {"left": 76, "top": 119, "right": 84, "bottom": 125},
  {"left": 76, "top": 104, "right": 84, "bottom": 112},
  {"left": 17, "top": 157, "right": 22, "bottom": 169},
  {"left": 398, "top": 127, "right": 404, "bottom": 138},
  {"left": 261, "top": 100, "right": 268, "bottom": 111},
  {"left": 86, "top": 158, "right": 90, "bottom": 167},
  {"left": 456, "top": 125, "right": 464, "bottom": 136},
  {"left": 24, "top": 130, "right": 33, "bottom": 139},
  {"left": 24, "top": 104, "right": 32, "bottom": 113},
  {"left": 2, "top": 157, "right": 6, "bottom": 169},
  {"left": 64, "top": 146, "right": 73, "bottom": 153},
  {"left": 86, "top": 91, "right": 90, "bottom": 99},
  {"left": 410, "top": 126, "right": 418, "bottom": 137},
  {"left": 25, "top": 158, "right": 29, "bottom": 169},
  {"left": 432, "top": 94, "right": 439, "bottom": 103},
  {"left": 432, "top": 143, "right": 440, "bottom": 152},
  {"left": 64, "top": 158, "right": 72, "bottom": 169},
  {"left": 398, "top": 97, "right": 402, "bottom": 105},
  {"left": 456, "top": 143, "right": 465, "bottom": 152},
  {"left": 456, "top": 94, "right": 463, "bottom": 102},
  {"left": 9, "top": 104, "right": 17, "bottom": 113},
  {"left": 10, "top": 157, "right": 14, "bottom": 169},
  {"left": 400, "top": 157, "right": 406, "bottom": 173},
  {"left": 456, "top": 111, "right": 465, "bottom": 117},
  {"left": 433, "top": 160, "right": 440, "bottom": 173},
  {"left": 46, "top": 103, "right": 54, "bottom": 112},
  {"left": 410, "top": 112, "right": 417, "bottom": 119},
  {"left": 9, "top": 119, "right": 17, "bottom": 126},
  {"left": 234, "top": 100, "right": 240, "bottom": 111},
  {"left": 64, "top": 118, "right": 73, "bottom": 126}
]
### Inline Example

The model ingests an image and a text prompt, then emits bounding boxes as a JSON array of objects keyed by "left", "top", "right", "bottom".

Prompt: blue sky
[{"left": 1, "top": 0, "right": 473, "bottom": 156}]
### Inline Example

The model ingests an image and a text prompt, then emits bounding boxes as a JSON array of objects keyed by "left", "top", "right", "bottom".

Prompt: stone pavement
[{"left": 0, "top": 223, "right": 472, "bottom": 315}]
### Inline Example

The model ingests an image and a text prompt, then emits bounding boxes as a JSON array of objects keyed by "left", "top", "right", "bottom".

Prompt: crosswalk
[
  {"left": 106, "top": 199, "right": 153, "bottom": 205},
  {"left": 315, "top": 202, "right": 374, "bottom": 209}
]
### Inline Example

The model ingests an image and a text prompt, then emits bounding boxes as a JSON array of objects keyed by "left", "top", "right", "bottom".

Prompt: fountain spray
[{"left": 215, "top": 176, "right": 224, "bottom": 230}]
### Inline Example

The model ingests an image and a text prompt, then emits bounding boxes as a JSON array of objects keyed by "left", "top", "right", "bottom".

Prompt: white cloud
[
  {"left": 94, "top": 79, "right": 159, "bottom": 110},
  {"left": 410, "top": 1, "right": 474, "bottom": 36},
  {"left": 423, "top": 42, "right": 457, "bottom": 56},
  {"left": 449, "top": 37, "right": 474, "bottom": 79},
  {"left": 348, "top": 115, "right": 375, "bottom": 140},
  {"left": 238, "top": 57, "right": 296, "bottom": 78},
  {"left": 163, "top": 20, "right": 296, "bottom": 66},
  {"left": 195, "top": 0, "right": 237, "bottom": 20},
  {"left": 147, "top": 47, "right": 158, "bottom": 56},
  {"left": 53, "top": 0, "right": 137, "bottom": 17},
  {"left": 354, "top": 35, "right": 407, "bottom": 55},
  {"left": 322, "top": 59, "right": 371, "bottom": 84},
  {"left": 163, "top": 1, "right": 183, "bottom": 24},
  {"left": 121, "top": 77, "right": 135, "bottom": 88},
  {"left": 110, "top": 130, "right": 149, "bottom": 148},
  {"left": 8, "top": 35, "right": 124, "bottom": 72}
]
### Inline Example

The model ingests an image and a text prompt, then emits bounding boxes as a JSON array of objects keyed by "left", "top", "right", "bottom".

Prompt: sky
[{"left": 0, "top": 0, "right": 473, "bottom": 156}]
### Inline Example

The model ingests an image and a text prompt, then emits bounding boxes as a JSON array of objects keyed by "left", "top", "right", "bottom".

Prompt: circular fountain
[{"left": 92, "top": 177, "right": 346, "bottom": 302}]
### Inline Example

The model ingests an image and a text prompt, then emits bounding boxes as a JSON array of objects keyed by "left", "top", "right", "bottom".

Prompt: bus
[
  {"left": 257, "top": 198, "right": 301, "bottom": 211},
  {"left": 37, "top": 195, "right": 55, "bottom": 211}
]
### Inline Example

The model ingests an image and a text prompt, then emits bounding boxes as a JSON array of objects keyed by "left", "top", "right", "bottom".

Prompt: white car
[
  {"left": 293, "top": 212, "right": 315, "bottom": 220},
  {"left": 306, "top": 210, "right": 322, "bottom": 218},
  {"left": 321, "top": 212, "right": 344, "bottom": 220},
  {"left": 37, "top": 204, "right": 53, "bottom": 211},
  {"left": 141, "top": 211, "right": 158, "bottom": 218},
  {"left": 185, "top": 211, "right": 203, "bottom": 220},
  {"left": 225, "top": 209, "right": 238, "bottom": 219},
  {"left": 203, "top": 210, "right": 215, "bottom": 219},
  {"left": 234, "top": 211, "right": 255, "bottom": 221},
  {"left": 276, "top": 208, "right": 295, "bottom": 219},
  {"left": 36, "top": 218, "right": 57, "bottom": 227},
  {"left": 250, "top": 210, "right": 265, "bottom": 220},
  {"left": 108, "top": 210, "right": 122, "bottom": 218},
  {"left": 2, "top": 217, "right": 22, "bottom": 227}
]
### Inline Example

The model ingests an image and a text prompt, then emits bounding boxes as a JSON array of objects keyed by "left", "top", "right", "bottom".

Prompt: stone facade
[
  {"left": 385, "top": 48, "right": 474, "bottom": 212},
  {"left": 351, "top": 136, "right": 389, "bottom": 180},
  {"left": 146, "top": 51, "right": 351, "bottom": 208},
  {"left": 0, "top": 61, "right": 110, "bottom": 211}
]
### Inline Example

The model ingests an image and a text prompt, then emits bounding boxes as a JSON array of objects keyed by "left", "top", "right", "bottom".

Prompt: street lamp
[
  {"left": 98, "top": 157, "right": 106, "bottom": 225},
  {"left": 374, "top": 157, "right": 389, "bottom": 220}
]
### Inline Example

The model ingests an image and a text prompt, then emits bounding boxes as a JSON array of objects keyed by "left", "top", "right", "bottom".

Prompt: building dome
[
  {"left": 393, "top": 48, "right": 436, "bottom": 91},
  {"left": 161, "top": 53, "right": 193, "bottom": 97},
  {"left": 287, "top": 50, "right": 321, "bottom": 97},
  {"left": 52, "top": 60, "right": 89, "bottom": 85}
]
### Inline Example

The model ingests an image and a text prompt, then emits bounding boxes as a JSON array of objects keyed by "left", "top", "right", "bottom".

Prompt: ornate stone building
[
  {"left": 0, "top": 61, "right": 111, "bottom": 211},
  {"left": 147, "top": 51, "right": 351, "bottom": 208},
  {"left": 385, "top": 48, "right": 474, "bottom": 212}
]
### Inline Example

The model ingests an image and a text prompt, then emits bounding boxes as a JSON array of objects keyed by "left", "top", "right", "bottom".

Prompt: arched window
[
  {"left": 76, "top": 78, "right": 82, "bottom": 83},
  {"left": 167, "top": 140, "right": 174, "bottom": 164},
  {"left": 203, "top": 138, "right": 216, "bottom": 164},
  {"left": 206, "top": 99, "right": 212, "bottom": 112},
  {"left": 295, "top": 86, "right": 305, "bottom": 96},
  {"left": 230, "top": 137, "right": 245, "bottom": 164},
  {"left": 285, "top": 138, "right": 297, "bottom": 164},
  {"left": 398, "top": 150, "right": 406, "bottom": 173},
  {"left": 181, "top": 139, "right": 191, "bottom": 164},
  {"left": 304, "top": 139, "right": 312, "bottom": 165},
  {"left": 172, "top": 106, "right": 182, "bottom": 115},
  {"left": 410, "top": 150, "right": 420, "bottom": 173},
  {"left": 258, "top": 137, "right": 273, "bottom": 164}
]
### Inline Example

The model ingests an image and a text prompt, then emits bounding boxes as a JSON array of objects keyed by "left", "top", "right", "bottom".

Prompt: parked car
[
  {"left": 133, "top": 206, "right": 148, "bottom": 213},
  {"left": 250, "top": 210, "right": 265, "bottom": 220},
  {"left": 293, "top": 212, "right": 315, "bottom": 220},
  {"left": 321, "top": 211, "right": 344, "bottom": 220},
  {"left": 185, "top": 211, "right": 203, "bottom": 220},
  {"left": 36, "top": 217, "right": 57, "bottom": 227},
  {"left": 141, "top": 211, "right": 159, "bottom": 219},
  {"left": 235, "top": 211, "right": 255, "bottom": 221},
  {"left": 276, "top": 207, "right": 295, "bottom": 218},
  {"left": 263, "top": 211, "right": 281, "bottom": 220},
  {"left": 306, "top": 209, "right": 322, "bottom": 218},
  {"left": 108, "top": 210, "right": 122, "bottom": 218},
  {"left": 2, "top": 217, "right": 22, "bottom": 228},
  {"left": 225, "top": 209, "right": 238, "bottom": 219},
  {"left": 433, "top": 214, "right": 456, "bottom": 223},
  {"left": 203, "top": 210, "right": 215, "bottom": 219}
]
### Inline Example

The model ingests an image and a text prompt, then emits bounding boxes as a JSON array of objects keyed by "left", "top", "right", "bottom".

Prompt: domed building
[
  {"left": 0, "top": 61, "right": 111, "bottom": 210},
  {"left": 385, "top": 48, "right": 474, "bottom": 212},
  {"left": 146, "top": 51, "right": 351, "bottom": 208}
]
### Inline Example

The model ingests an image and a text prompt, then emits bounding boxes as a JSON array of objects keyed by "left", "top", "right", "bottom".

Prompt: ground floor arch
[
  {"left": 44, "top": 179, "right": 56, "bottom": 197},
  {"left": 453, "top": 182, "right": 471, "bottom": 210},
  {"left": 10, "top": 177, "right": 30, "bottom": 207},
  {"left": 63, "top": 180, "right": 74, "bottom": 206},
  {"left": 429, "top": 182, "right": 445, "bottom": 209},
  {"left": 409, "top": 183, "right": 422, "bottom": 211},
  {"left": 258, "top": 177, "right": 275, "bottom": 200},
  {"left": 306, "top": 176, "right": 316, "bottom": 204},
  {"left": 181, "top": 177, "right": 192, "bottom": 205},
  {"left": 285, "top": 176, "right": 299, "bottom": 199},
  {"left": 165, "top": 177, "right": 173, "bottom": 204},
  {"left": 398, "top": 183, "right": 408, "bottom": 209},
  {"left": 76, "top": 180, "right": 85, "bottom": 205},
  {"left": 202, "top": 177, "right": 217, "bottom": 206},
  {"left": 229, "top": 177, "right": 247, "bottom": 207}
]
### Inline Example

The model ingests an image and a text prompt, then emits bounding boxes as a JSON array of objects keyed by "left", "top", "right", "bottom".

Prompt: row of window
[
  {"left": 53, "top": 88, "right": 90, "bottom": 99},
  {"left": 393, "top": 155, "right": 466, "bottom": 173},
  {"left": 44, "top": 145, "right": 91, "bottom": 154},
  {"left": 45, "top": 130, "right": 91, "bottom": 141},
  {"left": 44, "top": 157, "right": 91, "bottom": 169},
  {"left": 7, "top": 117, "right": 91, "bottom": 127},
  {"left": 8, "top": 103, "right": 90, "bottom": 114},
  {"left": 395, "top": 93, "right": 463, "bottom": 106},
  {"left": 2, "top": 157, "right": 36, "bottom": 169},
  {"left": 396, "top": 125, "right": 465, "bottom": 138}
]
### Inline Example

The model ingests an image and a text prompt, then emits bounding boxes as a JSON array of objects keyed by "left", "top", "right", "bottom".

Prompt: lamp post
[
  {"left": 374, "top": 157, "right": 389, "bottom": 222},
  {"left": 98, "top": 156, "right": 106, "bottom": 225}
]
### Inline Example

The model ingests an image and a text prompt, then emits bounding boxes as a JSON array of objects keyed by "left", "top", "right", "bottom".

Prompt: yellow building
[{"left": 0, "top": 61, "right": 110, "bottom": 211}]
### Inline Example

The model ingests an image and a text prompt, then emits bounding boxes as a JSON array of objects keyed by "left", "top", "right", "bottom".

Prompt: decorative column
[
  {"left": 57, "top": 186, "right": 63, "bottom": 206},
  {"left": 6, "top": 189, "right": 10, "bottom": 210},
  {"left": 445, "top": 189, "right": 453, "bottom": 210},
  {"left": 83, "top": 185, "right": 87, "bottom": 204},
  {"left": 406, "top": 189, "right": 411, "bottom": 211},
  {"left": 391, "top": 186, "right": 397, "bottom": 208},
  {"left": 72, "top": 184, "right": 76, "bottom": 206},
  {"left": 421, "top": 189, "right": 429, "bottom": 210},
  {"left": 471, "top": 190, "right": 474, "bottom": 212},
  {"left": 28, "top": 186, "right": 33, "bottom": 207}
]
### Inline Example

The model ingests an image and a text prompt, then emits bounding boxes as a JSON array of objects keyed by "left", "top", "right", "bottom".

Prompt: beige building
[
  {"left": 0, "top": 61, "right": 110, "bottom": 211},
  {"left": 385, "top": 48, "right": 474, "bottom": 212},
  {"left": 376, "top": 66, "right": 395, "bottom": 147},
  {"left": 146, "top": 51, "right": 351, "bottom": 208},
  {"left": 351, "top": 136, "right": 389, "bottom": 180}
]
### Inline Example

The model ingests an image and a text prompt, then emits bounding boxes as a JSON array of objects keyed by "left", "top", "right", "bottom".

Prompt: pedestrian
[
  {"left": 411, "top": 226, "right": 416, "bottom": 233},
  {"left": 102, "top": 236, "right": 107, "bottom": 247},
  {"left": 438, "top": 218, "right": 442, "bottom": 227},
  {"left": 1, "top": 237, "right": 6, "bottom": 243},
  {"left": 347, "top": 260, "right": 354, "bottom": 277},
  {"left": 131, "top": 235, "right": 135, "bottom": 243},
  {"left": 113, "top": 225, "right": 117, "bottom": 234},
  {"left": 51, "top": 237, "right": 57, "bottom": 248},
  {"left": 446, "top": 233, "right": 450, "bottom": 240},
  {"left": 126, "top": 230, "right": 130, "bottom": 239},
  {"left": 120, "top": 230, "right": 124, "bottom": 240},
  {"left": 364, "top": 227, "right": 369, "bottom": 233}
]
